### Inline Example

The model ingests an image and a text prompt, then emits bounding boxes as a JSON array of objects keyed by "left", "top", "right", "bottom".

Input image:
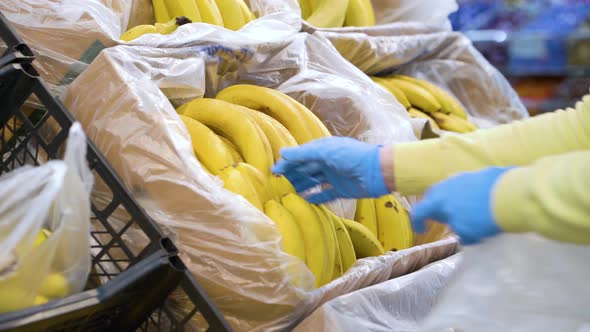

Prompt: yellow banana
[
  {"left": 164, "top": 0, "right": 202, "bottom": 23},
  {"left": 344, "top": 0, "right": 375, "bottom": 27},
  {"left": 306, "top": 0, "right": 349, "bottom": 28},
  {"left": 178, "top": 115, "right": 235, "bottom": 174},
  {"left": 408, "top": 107, "right": 440, "bottom": 130},
  {"left": 120, "top": 25, "right": 159, "bottom": 42},
  {"left": 322, "top": 206, "right": 356, "bottom": 275},
  {"left": 387, "top": 78, "right": 441, "bottom": 113},
  {"left": 219, "top": 165, "right": 263, "bottom": 211},
  {"left": 216, "top": 85, "right": 314, "bottom": 144},
  {"left": 237, "top": 0, "right": 256, "bottom": 23},
  {"left": 375, "top": 194, "right": 414, "bottom": 252},
  {"left": 214, "top": 0, "right": 247, "bottom": 30},
  {"left": 153, "top": 0, "right": 172, "bottom": 23},
  {"left": 282, "top": 94, "right": 331, "bottom": 139},
  {"left": 264, "top": 200, "right": 306, "bottom": 262},
  {"left": 299, "top": 0, "right": 312, "bottom": 19},
  {"left": 340, "top": 217, "right": 384, "bottom": 258},
  {"left": 282, "top": 194, "right": 330, "bottom": 287},
  {"left": 429, "top": 112, "right": 477, "bottom": 133},
  {"left": 218, "top": 135, "right": 244, "bottom": 162},
  {"left": 155, "top": 16, "right": 192, "bottom": 34},
  {"left": 312, "top": 205, "right": 338, "bottom": 285},
  {"left": 413, "top": 220, "right": 451, "bottom": 246},
  {"left": 371, "top": 77, "right": 411, "bottom": 109},
  {"left": 178, "top": 98, "right": 273, "bottom": 174},
  {"left": 194, "top": 0, "right": 224, "bottom": 26},
  {"left": 394, "top": 75, "right": 468, "bottom": 119},
  {"left": 354, "top": 198, "right": 378, "bottom": 238},
  {"left": 270, "top": 174, "right": 296, "bottom": 199},
  {"left": 236, "top": 106, "right": 298, "bottom": 161},
  {"left": 234, "top": 162, "right": 273, "bottom": 203}
]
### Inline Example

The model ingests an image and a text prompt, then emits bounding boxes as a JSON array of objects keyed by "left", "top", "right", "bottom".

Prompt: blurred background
[{"left": 451, "top": 0, "right": 590, "bottom": 115}]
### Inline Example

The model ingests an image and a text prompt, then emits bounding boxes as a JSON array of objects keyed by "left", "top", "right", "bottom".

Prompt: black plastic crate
[{"left": 0, "top": 11, "right": 231, "bottom": 332}]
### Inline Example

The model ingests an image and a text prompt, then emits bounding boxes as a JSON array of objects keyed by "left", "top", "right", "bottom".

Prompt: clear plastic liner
[{"left": 62, "top": 26, "right": 456, "bottom": 330}]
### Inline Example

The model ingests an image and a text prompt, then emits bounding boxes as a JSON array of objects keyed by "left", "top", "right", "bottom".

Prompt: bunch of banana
[
  {"left": 120, "top": 16, "right": 192, "bottom": 42},
  {"left": 371, "top": 75, "right": 479, "bottom": 134},
  {"left": 301, "top": 0, "right": 376, "bottom": 28},
  {"left": 176, "top": 85, "right": 362, "bottom": 287},
  {"left": 151, "top": 0, "right": 256, "bottom": 31},
  {"left": 354, "top": 194, "right": 414, "bottom": 253}
]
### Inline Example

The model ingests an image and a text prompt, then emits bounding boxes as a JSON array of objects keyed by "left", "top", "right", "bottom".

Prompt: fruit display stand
[{"left": 0, "top": 13, "right": 231, "bottom": 331}]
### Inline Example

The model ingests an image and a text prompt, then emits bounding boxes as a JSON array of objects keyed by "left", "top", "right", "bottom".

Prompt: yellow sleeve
[
  {"left": 394, "top": 94, "right": 590, "bottom": 195},
  {"left": 492, "top": 151, "right": 590, "bottom": 244}
]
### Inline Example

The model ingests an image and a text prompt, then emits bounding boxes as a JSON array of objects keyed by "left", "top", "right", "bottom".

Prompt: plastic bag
[
  {"left": 422, "top": 234, "right": 590, "bottom": 332},
  {"left": 63, "top": 25, "right": 457, "bottom": 330},
  {"left": 0, "top": 123, "right": 93, "bottom": 313},
  {"left": 294, "top": 254, "right": 461, "bottom": 332}
]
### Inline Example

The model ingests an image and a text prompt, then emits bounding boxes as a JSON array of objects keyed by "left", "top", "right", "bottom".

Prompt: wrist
[{"left": 379, "top": 145, "right": 395, "bottom": 192}]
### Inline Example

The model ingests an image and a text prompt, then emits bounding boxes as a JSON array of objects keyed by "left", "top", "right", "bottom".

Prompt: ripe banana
[
  {"left": 163, "top": 0, "right": 202, "bottom": 23},
  {"left": 375, "top": 194, "right": 413, "bottom": 252},
  {"left": 235, "top": 162, "right": 273, "bottom": 203},
  {"left": 178, "top": 115, "right": 235, "bottom": 174},
  {"left": 298, "top": 0, "right": 312, "bottom": 19},
  {"left": 388, "top": 78, "right": 441, "bottom": 113},
  {"left": 218, "top": 135, "right": 244, "bottom": 162},
  {"left": 312, "top": 205, "right": 338, "bottom": 285},
  {"left": 120, "top": 25, "right": 159, "bottom": 42},
  {"left": 394, "top": 75, "right": 468, "bottom": 119},
  {"left": 264, "top": 200, "right": 306, "bottom": 262},
  {"left": 340, "top": 217, "right": 384, "bottom": 258},
  {"left": 237, "top": 0, "right": 256, "bottom": 23},
  {"left": 216, "top": 85, "right": 314, "bottom": 144},
  {"left": 408, "top": 107, "right": 440, "bottom": 131},
  {"left": 152, "top": 0, "right": 171, "bottom": 23},
  {"left": 354, "top": 198, "right": 378, "bottom": 238},
  {"left": 344, "top": 0, "right": 376, "bottom": 27},
  {"left": 194, "top": 0, "right": 224, "bottom": 26},
  {"left": 178, "top": 98, "right": 273, "bottom": 174},
  {"left": 235, "top": 105, "right": 298, "bottom": 161},
  {"left": 282, "top": 94, "right": 331, "bottom": 139},
  {"left": 270, "top": 174, "right": 296, "bottom": 199},
  {"left": 322, "top": 207, "right": 357, "bottom": 274},
  {"left": 429, "top": 112, "right": 477, "bottom": 133},
  {"left": 282, "top": 193, "right": 330, "bottom": 287},
  {"left": 371, "top": 77, "right": 411, "bottom": 109},
  {"left": 219, "top": 165, "right": 264, "bottom": 210},
  {"left": 413, "top": 220, "right": 451, "bottom": 246},
  {"left": 214, "top": 0, "right": 247, "bottom": 30},
  {"left": 306, "top": 0, "right": 349, "bottom": 28}
]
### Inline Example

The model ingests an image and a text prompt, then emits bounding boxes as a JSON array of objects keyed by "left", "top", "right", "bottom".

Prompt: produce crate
[{"left": 0, "top": 12, "right": 231, "bottom": 332}]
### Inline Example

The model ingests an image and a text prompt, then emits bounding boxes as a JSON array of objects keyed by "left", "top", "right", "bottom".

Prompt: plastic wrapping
[
  {"left": 294, "top": 254, "right": 461, "bottom": 332},
  {"left": 0, "top": 123, "right": 92, "bottom": 312},
  {"left": 422, "top": 234, "right": 590, "bottom": 332},
  {"left": 62, "top": 25, "right": 458, "bottom": 330}
]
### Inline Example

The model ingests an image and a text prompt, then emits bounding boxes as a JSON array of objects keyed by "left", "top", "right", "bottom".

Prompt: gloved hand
[
  {"left": 272, "top": 137, "right": 390, "bottom": 204},
  {"left": 411, "top": 167, "right": 513, "bottom": 245}
]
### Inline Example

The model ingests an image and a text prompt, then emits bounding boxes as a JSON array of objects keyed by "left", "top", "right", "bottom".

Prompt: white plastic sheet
[{"left": 0, "top": 123, "right": 93, "bottom": 312}]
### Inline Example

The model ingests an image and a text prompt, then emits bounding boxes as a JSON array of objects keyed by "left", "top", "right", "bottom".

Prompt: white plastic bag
[
  {"left": 422, "top": 234, "right": 590, "bottom": 332},
  {"left": 0, "top": 123, "right": 93, "bottom": 313},
  {"left": 62, "top": 25, "right": 457, "bottom": 330}
]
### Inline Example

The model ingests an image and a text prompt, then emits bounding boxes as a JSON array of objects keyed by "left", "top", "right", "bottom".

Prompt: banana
[
  {"left": 219, "top": 165, "right": 263, "bottom": 211},
  {"left": 270, "top": 174, "right": 296, "bottom": 199},
  {"left": 394, "top": 75, "right": 468, "bottom": 119},
  {"left": 408, "top": 107, "right": 440, "bottom": 130},
  {"left": 344, "top": 0, "right": 376, "bottom": 27},
  {"left": 178, "top": 98, "right": 273, "bottom": 174},
  {"left": 306, "top": 0, "right": 349, "bottom": 28},
  {"left": 163, "top": 0, "right": 202, "bottom": 23},
  {"left": 299, "top": 0, "right": 312, "bottom": 19},
  {"left": 218, "top": 135, "right": 244, "bottom": 162},
  {"left": 340, "top": 217, "right": 384, "bottom": 258},
  {"left": 237, "top": 0, "right": 256, "bottom": 23},
  {"left": 153, "top": 0, "right": 172, "bottom": 23},
  {"left": 374, "top": 194, "right": 414, "bottom": 252},
  {"left": 413, "top": 220, "right": 451, "bottom": 246},
  {"left": 282, "top": 94, "right": 331, "bottom": 139},
  {"left": 264, "top": 200, "right": 306, "bottom": 262},
  {"left": 371, "top": 77, "right": 411, "bottom": 109},
  {"left": 234, "top": 162, "right": 273, "bottom": 203},
  {"left": 282, "top": 194, "right": 330, "bottom": 287},
  {"left": 214, "top": 0, "right": 247, "bottom": 30},
  {"left": 235, "top": 105, "right": 298, "bottom": 161},
  {"left": 354, "top": 198, "right": 378, "bottom": 238},
  {"left": 216, "top": 85, "right": 314, "bottom": 144},
  {"left": 311, "top": 205, "right": 338, "bottom": 284},
  {"left": 156, "top": 16, "right": 192, "bottom": 34},
  {"left": 387, "top": 78, "right": 441, "bottom": 113},
  {"left": 120, "top": 25, "right": 159, "bottom": 42},
  {"left": 178, "top": 115, "right": 235, "bottom": 174},
  {"left": 194, "top": 0, "right": 224, "bottom": 26},
  {"left": 429, "top": 112, "right": 477, "bottom": 133},
  {"left": 322, "top": 206, "right": 356, "bottom": 274}
]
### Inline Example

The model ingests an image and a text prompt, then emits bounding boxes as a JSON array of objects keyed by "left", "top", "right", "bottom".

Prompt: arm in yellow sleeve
[
  {"left": 394, "top": 95, "right": 590, "bottom": 195},
  {"left": 493, "top": 151, "right": 590, "bottom": 244}
]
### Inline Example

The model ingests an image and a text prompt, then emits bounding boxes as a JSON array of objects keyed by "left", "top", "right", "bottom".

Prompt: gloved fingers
[
  {"left": 289, "top": 161, "right": 324, "bottom": 177},
  {"left": 272, "top": 158, "right": 301, "bottom": 175},
  {"left": 290, "top": 174, "right": 326, "bottom": 193},
  {"left": 306, "top": 188, "right": 339, "bottom": 205},
  {"left": 279, "top": 142, "right": 325, "bottom": 163},
  {"left": 410, "top": 197, "right": 447, "bottom": 234}
]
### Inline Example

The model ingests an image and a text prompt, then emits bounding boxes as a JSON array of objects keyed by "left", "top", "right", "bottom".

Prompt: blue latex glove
[
  {"left": 411, "top": 167, "right": 513, "bottom": 245},
  {"left": 272, "top": 137, "right": 390, "bottom": 204}
]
